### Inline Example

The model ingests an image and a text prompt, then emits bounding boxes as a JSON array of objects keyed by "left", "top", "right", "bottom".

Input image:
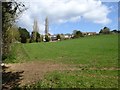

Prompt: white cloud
[
  {"left": 17, "top": 0, "right": 111, "bottom": 34},
  {"left": 100, "top": 0, "right": 119, "bottom": 2},
  {"left": 83, "top": 4, "right": 111, "bottom": 24}
]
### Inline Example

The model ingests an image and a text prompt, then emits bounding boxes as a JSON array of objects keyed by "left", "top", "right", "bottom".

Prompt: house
[
  {"left": 51, "top": 35, "right": 57, "bottom": 41},
  {"left": 64, "top": 34, "right": 72, "bottom": 39},
  {"left": 82, "top": 32, "right": 96, "bottom": 36}
]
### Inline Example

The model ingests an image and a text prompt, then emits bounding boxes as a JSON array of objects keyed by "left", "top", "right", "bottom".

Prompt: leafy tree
[
  {"left": 99, "top": 29, "right": 103, "bottom": 34},
  {"left": 21, "top": 34, "right": 27, "bottom": 43},
  {"left": 8, "top": 25, "right": 20, "bottom": 43},
  {"left": 30, "top": 31, "right": 41, "bottom": 43},
  {"left": 18, "top": 27, "right": 30, "bottom": 43},
  {"left": 60, "top": 34, "right": 65, "bottom": 40},
  {"left": 99, "top": 27, "right": 111, "bottom": 34},
  {"left": 56, "top": 34, "right": 61, "bottom": 40},
  {"left": 45, "top": 35, "right": 50, "bottom": 42},
  {"left": 30, "top": 31, "right": 36, "bottom": 42},
  {"left": 73, "top": 30, "right": 83, "bottom": 38},
  {"left": 2, "top": 1, "right": 26, "bottom": 59},
  {"left": 73, "top": 30, "right": 77, "bottom": 35},
  {"left": 40, "top": 35, "right": 44, "bottom": 42},
  {"left": 111, "top": 30, "right": 119, "bottom": 33},
  {"left": 36, "top": 32, "right": 41, "bottom": 42}
]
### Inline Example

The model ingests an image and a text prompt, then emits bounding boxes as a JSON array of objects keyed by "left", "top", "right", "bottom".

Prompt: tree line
[{"left": 19, "top": 28, "right": 44, "bottom": 43}]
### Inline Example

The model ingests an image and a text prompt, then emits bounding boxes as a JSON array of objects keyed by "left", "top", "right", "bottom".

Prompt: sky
[{"left": 16, "top": 0, "right": 119, "bottom": 35}]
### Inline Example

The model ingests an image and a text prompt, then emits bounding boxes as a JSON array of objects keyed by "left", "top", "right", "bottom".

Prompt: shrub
[
  {"left": 56, "top": 34, "right": 61, "bottom": 40},
  {"left": 99, "top": 27, "right": 111, "bottom": 34},
  {"left": 74, "top": 30, "right": 83, "bottom": 38},
  {"left": 45, "top": 35, "right": 50, "bottom": 42},
  {"left": 21, "top": 34, "right": 27, "bottom": 43}
]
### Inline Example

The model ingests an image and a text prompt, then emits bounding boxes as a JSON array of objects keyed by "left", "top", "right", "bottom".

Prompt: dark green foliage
[
  {"left": 2, "top": 1, "right": 26, "bottom": 59},
  {"left": 45, "top": 35, "right": 50, "bottom": 42},
  {"left": 30, "top": 32, "right": 35, "bottom": 42},
  {"left": 99, "top": 27, "right": 111, "bottom": 34},
  {"left": 56, "top": 34, "right": 61, "bottom": 40},
  {"left": 99, "top": 29, "right": 103, "bottom": 33},
  {"left": 73, "top": 30, "right": 83, "bottom": 38},
  {"left": 18, "top": 27, "right": 30, "bottom": 43},
  {"left": 20, "top": 34, "right": 27, "bottom": 43},
  {"left": 30, "top": 31, "right": 35, "bottom": 43},
  {"left": 30, "top": 31, "right": 41, "bottom": 43},
  {"left": 36, "top": 32, "right": 41, "bottom": 42},
  {"left": 40, "top": 35, "right": 44, "bottom": 42},
  {"left": 111, "top": 30, "right": 120, "bottom": 33}
]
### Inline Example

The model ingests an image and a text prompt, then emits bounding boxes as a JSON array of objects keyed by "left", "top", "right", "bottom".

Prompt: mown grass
[
  {"left": 6, "top": 34, "right": 118, "bottom": 67},
  {"left": 5, "top": 34, "right": 119, "bottom": 88}
]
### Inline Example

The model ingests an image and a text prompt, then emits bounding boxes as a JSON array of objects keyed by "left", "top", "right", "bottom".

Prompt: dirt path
[
  {"left": 4, "top": 61, "right": 72, "bottom": 86},
  {"left": 3, "top": 61, "right": 120, "bottom": 88}
]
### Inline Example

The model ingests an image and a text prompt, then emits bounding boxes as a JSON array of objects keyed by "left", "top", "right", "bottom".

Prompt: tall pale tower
[
  {"left": 45, "top": 17, "right": 49, "bottom": 35},
  {"left": 33, "top": 19, "right": 39, "bottom": 32},
  {"left": 33, "top": 19, "right": 39, "bottom": 40}
]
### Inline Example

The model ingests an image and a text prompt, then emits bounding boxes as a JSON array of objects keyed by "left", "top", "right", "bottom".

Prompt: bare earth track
[
  {"left": 4, "top": 61, "right": 71, "bottom": 86},
  {"left": 3, "top": 61, "right": 120, "bottom": 88}
]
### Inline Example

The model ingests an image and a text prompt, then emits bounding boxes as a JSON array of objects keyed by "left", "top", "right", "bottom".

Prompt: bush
[
  {"left": 2, "top": 45, "right": 16, "bottom": 62},
  {"left": 18, "top": 27, "right": 30, "bottom": 43},
  {"left": 40, "top": 35, "right": 44, "bottom": 42},
  {"left": 56, "top": 34, "right": 61, "bottom": 40},
  {"left": 21, "top": 34, "right": 27, "bottom": 43},
  {"left": 30, "top": 31, "right": 41, "bottom": 43},
  {"left": 73, "top": 30, "right": 83, "bottom": 38},
  {"left": 45, "top": 35, "right": 50, "bottom": 42},
  {"left": 99, "top": 27, "right": 111, "bottom": 34}
]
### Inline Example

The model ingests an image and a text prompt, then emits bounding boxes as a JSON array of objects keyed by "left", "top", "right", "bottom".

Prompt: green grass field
[{"left": 5, "top": 34, "right": 119, "bottom": 88}]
